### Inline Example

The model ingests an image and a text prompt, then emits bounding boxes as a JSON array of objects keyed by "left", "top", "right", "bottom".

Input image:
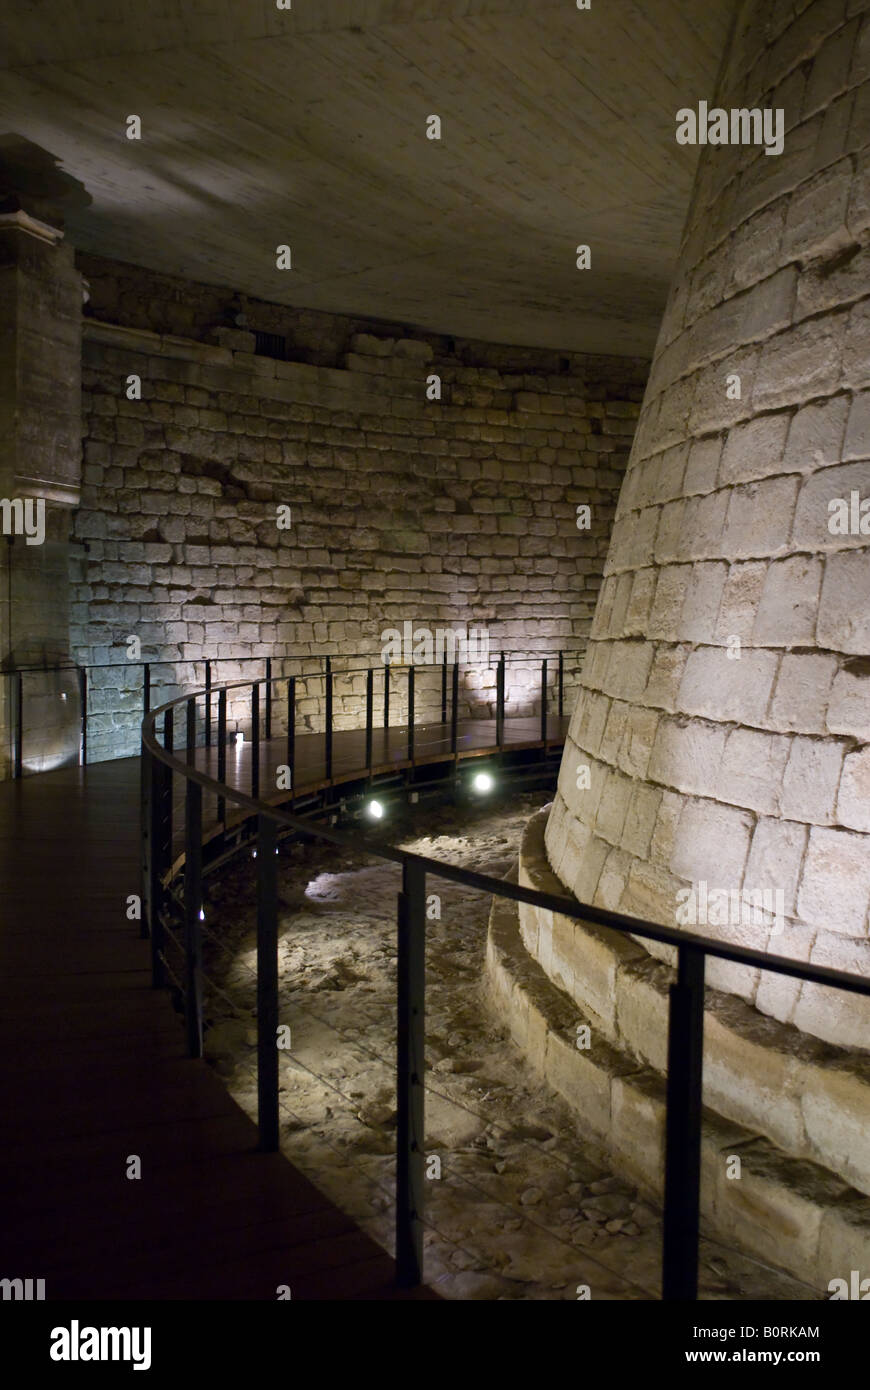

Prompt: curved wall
[{"left": 546, "top": 0, "right": 870, "bottom": 1048}]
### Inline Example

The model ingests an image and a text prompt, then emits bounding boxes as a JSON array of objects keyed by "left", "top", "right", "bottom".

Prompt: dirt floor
[{"left": 200, "top": 790, "right": 817, "bottom": 1301}]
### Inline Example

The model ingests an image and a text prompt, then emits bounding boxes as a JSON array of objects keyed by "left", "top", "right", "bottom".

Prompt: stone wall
[
  {"left": 545, "top": 0, "right": 870, "bottom": 1050},
  {"left": 70, "top": 258, "right": 647, "bottom": 763},
  {"left": 0, "top": 214, "right": 83, "bottom": 778}
]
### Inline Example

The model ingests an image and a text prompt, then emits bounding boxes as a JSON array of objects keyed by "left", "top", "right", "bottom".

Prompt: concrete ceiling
[{"left": 0, "top": 0, "right": 735, "bottom": 355}]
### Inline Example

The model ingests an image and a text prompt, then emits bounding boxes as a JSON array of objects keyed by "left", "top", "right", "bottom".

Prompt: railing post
[
  {"left": 217, "top": 688, "right": 226, "bottom": 827},
  {"left": 204, "top": 660, "right": 211, "bottom": 747},
  {"left": 407, "top": 664, "right": 415, "bottom": 764},
  {"left": 256, "top": 812, "right": 280, "bottom": 1152},
  {"left": 251, "top": 682, "right": 260, "bottom": 799},
  {"left": 139, "top": 739, "right": 150, "bottom": 940},
  {"left": 396, "top": 859, "right": 426, "bottom": 1288},
  {"left": 325, "top": 656, "right": 333, "bottom": 781},
  {"left": 265, "top": 656, "right": 272, "bottom": 740},
  {"left": 163, "top": 706, "right": 174, "bottom": 851},
  {"left": 450, "top": 662, "right": 459, "bottom": 755},
  {"left": 496, "top": 652, "right": 505, "bottom": 748},
  {"left": 441, "top": 651, "right": 447, "bottom": 725},
  {"left": 149, "top": 750, "right": 169, "bottom": 988},
  {"left": 365, "top": 668, "right": 373, "bottom": 774},
  {"left": 186, "top": 695, "right": 196, "bottom": 765},
  {"left": 540, "top": 658, "right": 548, "bottom": 742},
  {"left": 286, "top": 676, "right": 296, "bottom": 804},
  {"left": 79, "top": 665, "right": 88, "bottom": 766},
  {"left": 384, "top": 657, "right": 390, "bottom": 730},
  {"left": 662, "top": 943, "right": 705, "bottom": 1301},
  {"left": 183, "top": 779, "right": 204, "bottom": 1059},
  {"left": 14, "top": 671, "right": 23, "bottom": 779},
  {"left": 144, "top": 662, "right": 151, "bottom": 717},
  {"left": 558, "top": 649, "right": 564, "bottom": 719}
]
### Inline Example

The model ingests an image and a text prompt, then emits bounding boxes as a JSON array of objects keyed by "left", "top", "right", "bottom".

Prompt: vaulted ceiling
[{"left": 0, "top": 0, "right": 736, "bottom": 353}]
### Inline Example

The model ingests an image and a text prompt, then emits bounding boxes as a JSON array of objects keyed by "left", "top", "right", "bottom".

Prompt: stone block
[
  {"left": 682, "top": 434, "right": 723, "bottom": 496},
  {"left": 770, "top": 651, "right": 839, "bottom": 733},
  {"left": 781, "top": 735, "right": 845, "bottom": 824},
  {"left": 798, "top": 825, "right": 870, "bottom": 934},
  {"left": 784, "top": 391, "right": 850, "bottom": 471},
  {"left": 745, "top": 817, "right": 808, "bottom": 916},
  {"left": 752, "top": 554, "right": 823, "bottom": 644},
  {"left": 719, "top": 412, "right": 792, "bottom": 486},
  {"left": 827, "top": 664, "right": 870, "bottom": 739},
  {"left": 844, "top": 389, "right": 870, "bottom": 460},
  {"left": 718, "top": 727, "right": 791, "bottom": 815},
  {"left": 721, "top": 476, "right": 800, "bottom": 559},
  {"left": 714, "top": 560, "right": 767, "bottom": 642},
  {"left": 648, "top": 717, "right": 728, "bottom": 798},
  {"left": 753, "top": 314, "right": 845, "bottom": 410},
  {"left": 671, "top": 798, "right": 754, "bottom": 885},
  {"left": 678, "top": 647, "right": 779, "bottom": 724},
  {"left": 818, "top": 550, "right": 870, "bottom": 653},
  {"left": 837, "top": 745, "right": 870, "bottom": 831},
  {"left": 620, "top": 782, "right": 662, "bottom": 859},
  {"left": 647, "top": 566, "right": 689, "bottom": 640},
  {"left": 680, "top": 561, "right": 728, "bottom": 642},
  {"left": 792, "top": 459, "right": 870, "bottom": 552}
]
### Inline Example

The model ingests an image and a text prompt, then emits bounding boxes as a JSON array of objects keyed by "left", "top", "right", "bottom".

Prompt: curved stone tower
[{"left": 546, "top": 0, "right": 870, "bottom": 1054}]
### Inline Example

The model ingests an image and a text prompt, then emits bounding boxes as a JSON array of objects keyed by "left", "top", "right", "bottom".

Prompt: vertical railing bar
[
  {"left": 365, "top": 668, "right": 373, "bottom": 776},
  {"left": 79, "top": 665, "right": 88, "bottom": 766},
  {"left": 144, "top": 662, "right": 151, "bottom": 717},
  {"left": 662, "top": 943, "right": 705, "bottom": 1301},
  {"left": 265, "top": 656, "right": 272, "bottom": 741},
  {"left": 217, "top": 687, "right": 226, "bottom": 827},
  {"left": 183, "top": 779, "right": 204, "bottom": 1059},
  {"left": 496, "top": 652, "right": 505, "bottom": 749},
  {"left": 396, "top": 859, "right": 426, "bottom": 1288},
  {"left": 287, "top": 676, "right": 296, "bottom": 806},
  {"left": 163, "top": 706, "right": 174, "bottom": 853},
  {"left": 140, "top": 740, "right": 151, "bottom": 940},
  {"left": 186, "top": 694, "right": 196, "bottom": 765},
  {"left": 407, "top": 664, "right": 415, "bottom": 765},
  {"left": 14, "top": 671, "right": 23, "bottom": 779},
  {"left": 540, "top": 658, "right": 548, "bottom": 743},
  {"left": 256, "top": 812, "right": 280, "bottom": 1151},
  {"left": 149, "top": 749, "right": 168, "bottom": 988},
  {"left": 204, "top": 660, "right": 211, "bottom": 748},
  {"left": 325, "top": 655, "right": 333, "bottom": 782},
  {"left": 384, "top": 657, "right": 390, "bottom": 731},
  {"left": 441, "top": 651, "right": 447, "bottom": 725},
  {"left": 450, "top": 662, "right": 459, "bottom": 755},
  {"left": 251, "top": 682, "right": 260, "bottom": 799},
  {"left": 558, "top": 649, "right": 564, "bottom": 719}
]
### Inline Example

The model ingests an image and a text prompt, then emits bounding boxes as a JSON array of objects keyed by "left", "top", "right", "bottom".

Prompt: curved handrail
[{"left": 140, "top": 669, "right": 870, "bottom": 1301}]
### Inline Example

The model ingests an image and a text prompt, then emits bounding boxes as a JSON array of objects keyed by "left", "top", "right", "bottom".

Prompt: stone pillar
[
  {"left": 546, "top": 0, "right": 870, "bottom": 1048},
  {"left": 0, "top": 181, "right": 85, "bottom": 776}
]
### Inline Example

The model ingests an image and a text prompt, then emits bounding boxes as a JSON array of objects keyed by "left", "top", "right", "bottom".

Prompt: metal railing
[
  {"left": 11, "top": 647, "right": 577, "bottom": 778},
  {"left": 140, "top": 663, "right": 870, "bottom": 1301}
]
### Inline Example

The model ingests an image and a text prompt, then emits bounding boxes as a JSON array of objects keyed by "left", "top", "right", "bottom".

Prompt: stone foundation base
[{"left": 484, "top": 841, "right": 870, "bottom": 1290}]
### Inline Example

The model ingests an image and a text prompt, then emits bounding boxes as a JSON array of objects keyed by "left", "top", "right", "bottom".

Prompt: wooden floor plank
[{"left": 0, "top": 716, "right": 564, "bottom": 1300}]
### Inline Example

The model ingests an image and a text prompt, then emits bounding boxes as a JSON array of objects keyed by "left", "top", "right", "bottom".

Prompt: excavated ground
[{"left": 201, "top": 791, "right": 816, "bottom": 1301}]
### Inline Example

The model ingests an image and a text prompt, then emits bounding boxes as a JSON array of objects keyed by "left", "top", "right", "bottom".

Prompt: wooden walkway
[{"left": 0, "top": 717, "right": 565, "bottom": 1300}]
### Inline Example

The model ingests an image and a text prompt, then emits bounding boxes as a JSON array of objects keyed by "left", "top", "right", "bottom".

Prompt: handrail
[
  {"left": 12, "top": 647, "right": 578, "bottom": 776},
  {"left": 140, "top": 667, "right": 870, "bottom": 1301}
]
